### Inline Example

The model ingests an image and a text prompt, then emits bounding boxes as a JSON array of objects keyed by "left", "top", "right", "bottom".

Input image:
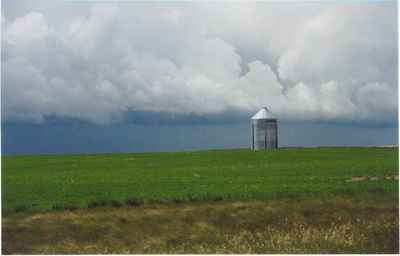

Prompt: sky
[{"left": 1, "top": 1, "right": 398, "bottom": 155}]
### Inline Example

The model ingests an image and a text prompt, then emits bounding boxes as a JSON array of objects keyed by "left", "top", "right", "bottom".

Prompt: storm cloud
[{"left": 2, "top": 1, "right": 398, "bottom": 124}]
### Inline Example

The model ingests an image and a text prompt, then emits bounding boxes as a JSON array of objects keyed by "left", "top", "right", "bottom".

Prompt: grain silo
[{"left": 251, "top": 107, "right": 278, "bottom": 150}]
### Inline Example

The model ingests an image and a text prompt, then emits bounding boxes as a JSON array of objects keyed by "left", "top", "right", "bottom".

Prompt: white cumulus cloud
[{"left": 1, "top": 2, "right": 397, "bottom": 124}]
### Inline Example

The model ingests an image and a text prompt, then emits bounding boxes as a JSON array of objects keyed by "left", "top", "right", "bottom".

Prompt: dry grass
[
  {"left": 346, "top": 175, "right": 398, "bottom": 182},
  {"left": 2, "top": 196, "right": 398, "bottom": 254}
]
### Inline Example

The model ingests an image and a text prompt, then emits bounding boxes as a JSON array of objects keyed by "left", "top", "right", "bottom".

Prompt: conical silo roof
[{"left": 251, "top": 107, "right": 276, "bottom": 119}]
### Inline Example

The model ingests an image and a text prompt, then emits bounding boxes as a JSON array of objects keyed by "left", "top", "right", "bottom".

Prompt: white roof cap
[{"left": 251, "top": 107, "right": 276, "bottom": 119}]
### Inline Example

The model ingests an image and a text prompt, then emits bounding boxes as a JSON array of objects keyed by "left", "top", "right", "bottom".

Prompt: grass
[
  {"left": 2, "top": 147, "right": 399, "bottom": 253},
  {"left": 2, "top": 196, "right": 398, "bottom": 254},
  {"left": 2, "top": 147, "right": 398, "bottom": 212}
]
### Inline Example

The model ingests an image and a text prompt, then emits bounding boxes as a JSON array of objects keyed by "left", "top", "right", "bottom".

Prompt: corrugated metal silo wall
[{"left": 251, "top": 119, "right": 278, "bottom": 150}]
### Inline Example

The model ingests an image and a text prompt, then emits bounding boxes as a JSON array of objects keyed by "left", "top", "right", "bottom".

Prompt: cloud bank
[{"left": 2, "top": 2, "right": 397, "bottom": 124}]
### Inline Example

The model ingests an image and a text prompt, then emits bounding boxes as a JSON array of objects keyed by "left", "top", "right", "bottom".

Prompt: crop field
[
  {"left": 2, "top": 147, "right": 399, "bottom": 253},
  {"left": 2, "top": 147, "right": 398, "bottom": 211}
]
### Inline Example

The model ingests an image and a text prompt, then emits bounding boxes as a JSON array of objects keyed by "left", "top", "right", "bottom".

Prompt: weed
[
  {"left": 87, "top": 199, "right": 108, "bottom": 209},
  {"left": 125, "top": 197, "right": 143, "bottom": 207},
  {"left": 14, "top": 205, "right": 30, "bottom": 212},
  {"left": 368, "top": 188, "right": 386, "bottom": 194},
  {"left": 173, "top": 198, "right": 185, "bottom": 204},
  {"left": 52, "top": 204, "right": 78, "bottom": 211},
  {"left": 110, "top": 200, "right": 123, "bottom": 208},
  {"left": 212, "top": 196, "right": 224, "bottom": 202}
]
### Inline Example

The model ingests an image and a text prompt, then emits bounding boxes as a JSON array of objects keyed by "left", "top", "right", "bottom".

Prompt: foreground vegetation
[
  {"left": 2, "top": 147, "right": 399, "bottom": 253},
  {"left": 2, "top": 195, "right": 398, "bottom": 254},
  {"left": 2, "top": 147, "right": 398, "bottom": 212}
]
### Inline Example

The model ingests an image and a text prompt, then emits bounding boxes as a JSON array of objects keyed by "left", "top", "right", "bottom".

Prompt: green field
[
  {"left": 2, "top": 147, "right": 399, "bottom": 253},
  {"left": 2, "top": 147, "right": 398, "bottom": 211}
]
